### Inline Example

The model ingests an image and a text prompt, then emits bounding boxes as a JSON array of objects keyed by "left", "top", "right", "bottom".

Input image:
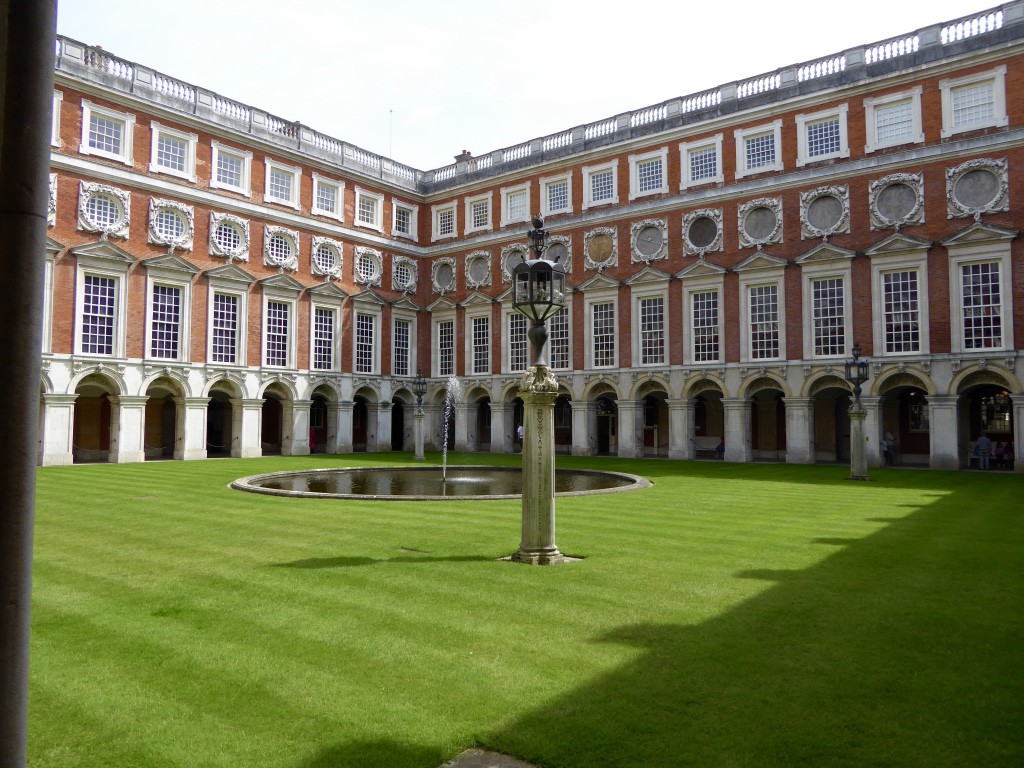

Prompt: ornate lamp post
[
  {"left": 510, "top": 216, "right": 568, "bottom": 564},
  {"left": 844, "top": 342, "right": 870, "bottom": 480},
  {"left": 412, "top": 369, "right": 427, "bottom": 461}
]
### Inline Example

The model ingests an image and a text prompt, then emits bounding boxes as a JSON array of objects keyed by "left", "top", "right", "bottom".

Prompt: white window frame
[
  {"left": 261, "top": 289, "right": 298, "bottom": 369},
  {"left": 940, "top": 65, "right": 1008, "bottom": 139},
  {"left": 628, "top": 147, "right": 669, "bottom": 200},
  {"left": 864, "top": 87, "right": 924, "bottom": 153},
  {"left": 548, "top": 303, "right": 572, "bottom": 371},
  {"left": 679, "top": 134, "right": 723, "bottom": 190},
  {"left": 75, "top": 264, "right": 128, "bottom": 358},
  {"left": 79, "top": 99, "right": 135, "bottom": 166},
  {"left": 264, "top": 158, "right": 301, "bottom": 210},
  {"left": 206, "top": 281, "right": 249, "bottom": 366},
  {"left": 144, "top": 269, "right": 192, "bottom": 363},
  {"left": 500, "top": 182, "right": 531, "bottom": 228},
  {"left": 432, "top": 312, "right": 457, "bottom": 378},
  {"left": 51, "top": 90, "right": 63, "bottom": 147},
  {"left": 541, "top": 173, "right": 573, "bottom": 217},
  {"left": 582, "top": 161, "right": 619, "bottom": 210},
  {"left": 796, "top": 105, "right": 849, "bottom": 167},
  {"left": 683, "top": 278, "right": 725, "bottom": 365},
  {"left": 311, "top": 173, "right": 344, "bottom": 221},
  {"left": 800, "top": 261, "right": 852, "bottom": 360},
  {"left": 465, "top": 309, "right": 491, "bottom": 375},
  {"left": 352, "top": 305, "right": 382, "bottom": 375},
  {"left": 310, "top": 302, "right": 341, "bottom": 372},
  {"left": 505, "top": 308, "right": 529, "bottom": 373},
  {"left": 210, "top": 141, "right": 252, "bottom": 196},
  {"left": 632, "top": 287, "right": 669, "bottom": 368},
  {"left": 738, "top": 270, "right": 786, "bottom": 362},
  {"left": 464, "top": 192, "right": 492, "bottom": 234},
  {"left": 354, "top": 186, "right": 384, "bottom": 232},
  {"left": 391, "top": 309, "right": 417, "bottom": 377},
  {"left": 734, "top": 120, "right": 783, "bottom": 179},
  {"left": 584, "top": 290, "right": 619, "bottom": 370},
  {"left": 870, "top": 252, "right": 930, "bottom": 358},
  {"left": 432, "top": 201, "right": 458, "bottom": 242},
  {"left": 392, "top": 201, "right": 418, "bottom": 240},
  {"left": 148, "top": 121, "right": 197, "bottom": 182},
  {"left": 947, "top": 242, "right": 1013, "bottom": 354}
]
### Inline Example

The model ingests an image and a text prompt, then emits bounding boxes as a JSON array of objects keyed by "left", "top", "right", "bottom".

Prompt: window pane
[
  {"left": 315, "top": 182, "right": 337, "bottom": 213},
  {"left": 689, "top": 146, "right": 717, "bottom": 182},
  {"left": 507, "top": 190, "right": 527, "bottom": 221},
  {"left": 875, "top": 99, "right": 913, "bottom": 144},
  {"left": 692, "top": 291, "right": 719, "bottom": 362},
  {"left": 547, "top": 180, "right": 568, "bottom": 211},
  {"left": 509, "top": 314, "right": 527, "bottom": 372},
  {"left": 212, "top": 293, "right": 238, "bottom": 364},
  {"left": 82, "top": 275, "right": 116, "bottom": 355},
  {"left": 393, "top": 319, "right": 410, "bottom": 377},
  {"left": 89, "top": 114, "right": 122, "bottom": 155},
  {"left": 550, "top": 308, "right": 569, "bottom": 370},
  {"left": 807, "top": 118, "right": 841, "bottom": 157},
  {"left": 749, "top": 285, "right": 779, "bottom": 359},
  {"left": 592, "top": 302, "right": 615, "bottom": 367},
  {"left": 591, "top": 169, "right": 614, "bottom": 202},
  {"left": 355, "top": 313, "right": 375, "bottom": 373},
  {"left": 150, "top": 284, "right": 181, "bottom": 359},
  {"left": 268, "top": 167, "right": 293, "bottom": 201},
  {"left": 265, "top": 300, "right": 289, "bottom": 366},
  {"left": 812, "top": 278, "right": 845, "bottom": 356},
  {"left": 472, "top": 316, "right": 489, "bottom": 374},
  {"left": 952, "top": 81, "right": 994, "bottom": 128},
  {"left": 313, "top": 307, "right": 334, "bottom": 370},
  {"left": 636, "top": 158, "right": 663, "bottom": 192},
  {"left": 438, "top": 320, "right": 454, "bottom": 377},
  {"left": 216, "top": 152, "right": 243, "bottom": 187},
  {"left": 883, "top": 270, "right": 920, "bottom": 353},
  {"left": 745, "top": 133, "right": 776, "bottom": 170},
  {"left": 156, "top": 134, "right": 186, "bottom": 171},
  {"left": 962, "top": 262, "right": 1001, "bottom": 349},
  {"left": 639, "top": 297, "right": 664, "bottom": 365}
]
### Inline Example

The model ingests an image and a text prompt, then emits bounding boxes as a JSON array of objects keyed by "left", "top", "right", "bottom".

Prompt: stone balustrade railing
[{"left": 54, "top": 3, "right": 1022, "bottom": 196}]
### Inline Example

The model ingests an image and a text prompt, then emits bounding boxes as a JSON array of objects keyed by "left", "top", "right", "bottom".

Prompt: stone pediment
[
  {"left": 46, "top": 236, "right": 65, "bottom": 257},
  {"left": 427, "top": 296, "right": 458, "bottom": 313},
  {"left": 494, "top": 286, "right": 513, "bottom": 303},
  {"left": 675, "top": 259, "right": 727, "bottom": 279},
  {"left": 864, "top": 232, "right": 932, "bottom": 258},
  {"left": 259, "top": 273, "right": 305, "bottom": 293},
  {"left": 205, "top": 262, "right": 255, "bottom": 285},
  {"left": 576, "top": 273, "right": 621, "bottom": 292},
  {"left": 733, "top": 251, "right": 788, "bottom": 272},
  {"left": 390, "top": 295, "right": 420, "bottom": 311},
  {"left": 624, "top": 266, "right": 671, "bottom": 286},
  {"left": 940, "top": 221, "right": 1019, "bottom": 247},
  {"left": 71, "top": 239, "right": 137, "bottom": 265},
  {"left": 795, "top": 242, "right": 856, "bottom": 265},
  {"left": 351, "top": 288, "right": 385, "bottom": 306},
  {"left": 143, "top": 252, "right": 200, "bottom": 275},
  {"left": 309, "top": 281, "right": 348, "bottom": 301},
  {"left": 460, "top": 290, "right": 495, "bottom": 308}
]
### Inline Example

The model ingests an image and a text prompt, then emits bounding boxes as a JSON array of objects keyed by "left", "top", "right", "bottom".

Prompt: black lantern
[
  {"left": 844, "top": 342, "right": 870, "bottom": 405},
  {"left": 512, "top": 216, "right": 566, "bottom": 367},
  {"left": 412, "top": 368, "right": 427, "bottom": 406}
]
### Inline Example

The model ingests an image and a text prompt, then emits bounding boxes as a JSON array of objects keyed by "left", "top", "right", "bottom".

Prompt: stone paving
[{"left": 438, "top": 748, "right": 537, "bottom": 768}]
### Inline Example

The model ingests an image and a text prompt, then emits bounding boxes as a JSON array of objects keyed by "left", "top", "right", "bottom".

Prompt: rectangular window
[
  {"left": 592, "top": 301, "right": 616, "bottom": 368},
  {"left": 507, "top": 189, "right": 528, "bottom": 222},
  {"left": 746, "top": 133, "right": 776, "bottom": 170},
  {"left": 636, "top": 158, "right": 663, "bottom": 193},
  {"left": 393, "top": 319, "right": 410, "bottom": 377},
  {"left": 394, "top": 205, "right": 414, "bottom": 236},
  {"left": 150, "top": 284, "right": 181, "bottom": 359},
  {"left": 267, "top": 165, "right": 295, "bottom": 204},
  {"left": 509, "top": 314, "right": 527, "bottom": 372},
  {"left": 961, "top": 262, "right": 1002, "bottom": 349},
  {"left": 639, "top": 297, "right": 665, "bottom": 365},
  {"left": 82, "top": 275, "right": 116, "bottom": 355},
  {"left": 689, "top": 145, "right": 717, "bottom": 182},
  {"left": 549, "top": 308, "right": 569, "bottom": 370},
  {"left": 313, "top": 306, "right": 334, "bottom": 370},
  {"left": 355, "top": 188, "right": 384, "bottom": 230},
  {"left": 217, "top": 153, "right": 242, "bottom": 188},
  {"left": 89, "top": 113, "right": 123, "bottom": 157},
  {"left": 355, "top": 313, "right": 375, "bottom": 374},
  {"left": 940, "top": 66, "right": 1007, "bottom": 138},
  {"left": 692, "top": 291, "right": 719, "bottom": 362},
  {"left": 812, "top": 278, "right": 845, "bottom": 356},
  {"left": 211, "top": 293, "right": 238, "bottom": 364},
  {"left": 156, "top": 133, "right": 186, "bottom": 173},
  {"left": 952, "top": 81, "right": 995, "bottom": 129},
  {"left": 749, "top": 285, "right": 779, "bottom": 359},
  {"left": 875, "top": 99, "right": 914, "bottom": 144},
  {"left": 590, "top": 169, "right": 614, "bottom": 203},
  {"left": 438, "top": 320, "right": 454, "bottom": 377},
  {"left": 437, "top": 207, "right": 455, "bottom": 237},
  {"left": 546, "top": 179, "right": 569, "bottom": 213},
  {"left": 471, "top": 199, "right": 490, "bottom": 229},
  {"left": 265, "top": 300, "right": 289, "bottom": 367},
  {"left": 81, "top": 101, "right": 134, "bottom": 165},
  {"left": 807, "top": 118, "right": 841, "bottom": 158},
  {"left": 472, "top": 316, "right": 490, "bottom": 374},
  {"left": 211, "top": 142, "right": 252, "bottom": 195},
  {"left": 883, "top": 270, "right": 920, "bottom": 353},
  {"left": 312, "top": 175, "right": 343, "bottom": 220}
]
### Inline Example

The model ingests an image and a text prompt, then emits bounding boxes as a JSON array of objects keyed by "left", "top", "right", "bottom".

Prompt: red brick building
[{"left": 42, "top": 3, "right": 1024, "bottom": 470}]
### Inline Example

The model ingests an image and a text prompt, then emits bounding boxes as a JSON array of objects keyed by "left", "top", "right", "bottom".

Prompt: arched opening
[
  {"left": 475, "top": 397, "right": 491, "bottom": 450},
  {"left": 391, "top": 399, "right": 406, "bottom": 451},
  {"left": 958, "top": 381, "right": 1014, "bottom": 469},
  {"left": 595, "top": 395, "right": 617, "bottom": 456},
  {"left": 511, "top": 397, "right": 524, "bottom": 451},
  {"left": 750, "top": 385, "right": 786, "bottom": 461},
  {"left": 554, "top": 394, "right": 572, "bottom": 453},
  {"left": 640, "top": 391, "right": 668, "bottom": 457},
  {"left": 72, "top": 374, "right": 116, "bottom": 463},
  {"left": 206, "top": 388, "right": 234, "bottom": 457},
  {"left": 809, "top": 377, "right": 851, "bottom": 464},
  {"left": 310, "top": 394, "right": 328, "bottom": 454},
  {"left": 261, "top": 392, "right": 283, "bottom": 455},
  {"left": 880, "top": 383, "right": 930, "bottom": 467},
  {"left": 353, "top": 396, "right": 369, "bottom": 452},
  {"left": 692, "top": 386, "right": 725, "bottom": 456},
  {"left": 144, "top": 378, "right": 181, "bottom": 460}
]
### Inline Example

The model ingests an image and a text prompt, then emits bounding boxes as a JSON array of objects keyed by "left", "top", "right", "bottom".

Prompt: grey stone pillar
[
  {"left": 927, "top": 395, "right": 959, "bottom": 470},
  {"left": 1012, "top": 393, "right": 1024, "bottom": 473},
  {"left": 453, "top": 401, "right": 470, "bottom": 453},
  {"left": 489, "top": 400, "right": 511, "bottom": 454},
  {"left": 237, "top": 398, "right": 264, "bottom": 458},
  {"left": 40, "top": 393, "right": 76, "bottom": 466},
  {"left": 334, "top": 401, "right": 354, "bottom": 453},
  {"left": 571, "top": 400, "right": 595, "bottom": 456},
  {"left": 371, "top": 401, "right": 392, "bottom": 452},
  {"left": 667, "top": 398, "right": 694, "bottom": 460},
  {"left": 414, "top": 407, "right": 426, "bottom": 460},
  {"left": 615, "top": 399, "right": 641, "bottom": 458},
  {"left": 109, "top": 395, "right": 147, "bottom": 463},
  {"left": 284, "top": 399, "right": 311, "bottom": 456},
  {"left": 178, "top": 396, "right": 210, "bottom": 460},
  {"left": 722, "top": 398, "right": 752, "bottom": 462},
  {"left": 861, "top": 395, "right": 883, "bottom": 467},
  {"left": 849, "top": 404, "right": 869, "bottom": 480},
  {"left": 783, "top": 396, "right": 815, "bottom": 464}
]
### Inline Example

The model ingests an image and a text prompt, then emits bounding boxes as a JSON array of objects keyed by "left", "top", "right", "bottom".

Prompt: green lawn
[{"left": 29, "top": 454, "right": 1024, "bottom": 767}]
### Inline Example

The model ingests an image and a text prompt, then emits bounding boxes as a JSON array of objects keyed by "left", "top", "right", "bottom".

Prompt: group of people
[{"left": 974, "top": 433, "right": 1014, "bottom": 470}]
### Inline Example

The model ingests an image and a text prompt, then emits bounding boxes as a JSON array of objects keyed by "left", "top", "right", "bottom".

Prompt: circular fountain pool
[{"left": 231, "top": 465, "right": 650, "bottom": 501}]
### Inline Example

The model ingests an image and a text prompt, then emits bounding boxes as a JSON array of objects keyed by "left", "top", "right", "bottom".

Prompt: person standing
[{"left": 976, "top": 432, "right": 992, "bottom": 470}]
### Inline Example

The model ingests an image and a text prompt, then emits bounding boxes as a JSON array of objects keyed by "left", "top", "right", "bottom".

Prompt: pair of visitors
[
  {"left": 881, "top": 432, "right": 895, "bottom": 466},
  {"left": 994, "top": 441, "right": 1006, "bottom": 469},
  {"left": 976, "top": 432, "right": 993, "bottom": 470}
]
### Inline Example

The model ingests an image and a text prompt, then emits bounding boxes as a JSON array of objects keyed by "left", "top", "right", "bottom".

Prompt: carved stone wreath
[
  {"left": 682, "top": 208, "right": 724, "bottom": 256},
  {"left": 78, "top": 181, "right": 130, "bottom": 239},
  {"left": 737, "top": 197, "right": 783, "bottom": 249},
  {"left": 584, "top": 227, "right": 618, "bottom": 272},
  {"left": 148, "top": 198, "right": 195, "bottom": 250},
  {"left": 800, "top": 185, "right": 850, "bottom": 239},
  {"left": 869, "top": 172, "right": 924, "bottom": 230},
  {"left": 630, "top": 218, "right": 668, "bottom": 264},
  {"left": 500, "top": 243, "right": 529, "bottom": 283},
  {"left": 311, "top": 236, "right": 343, "bottom": 279},
  {"left": 465, "top": 251, "right": 492, "bottom": 289},
  {"left": 545, "top": 234, "right": 572, "bottom": 274},
  {"left": 263, "top": 225, "right": 299, "bottom": 272},
  {"left": 391, "top": 255, "right": 418, "bottom": 292},
  {"left": 353, "top": 247, "right": 383, "bottom": 287},
  {"left": 432, "top": 257, "right": 457, "bottom": 294},
  {"left": 209, "top": 212, "right": 250, "bottom": 261},
  {"left": 946, "top": 157, "right": 1009, "bottom": 219},
  {"left": 48, "top": 174, "right": 56, "bottom": 227}
]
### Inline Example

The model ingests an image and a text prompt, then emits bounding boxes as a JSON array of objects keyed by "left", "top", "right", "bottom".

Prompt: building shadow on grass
[
  {"left": 475, "top": 478, "right": 1024, "bottom": 767},
  {"left": 298, "top": 740, "right": 444, "bottom": 767}
]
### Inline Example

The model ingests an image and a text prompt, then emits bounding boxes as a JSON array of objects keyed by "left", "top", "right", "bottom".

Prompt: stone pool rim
[{"left": 230, "top": 464, "right": 651, "bottom": 501}]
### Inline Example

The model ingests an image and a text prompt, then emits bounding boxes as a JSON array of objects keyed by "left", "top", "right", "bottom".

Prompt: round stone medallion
[
  {"left": 468, "top": 256, "right": 489, "bottom": 284},
  {"left": 435, "top": 262, "right": 455, "bottom": 290},
  {"left": 876, "top": 182, "right": 917, "bottom": 223},
  {"left": 687, "top": 215, "right": 719, "bottom": 249},
  {"left": 806, "top": 194, "right": 844, "bottom": 233},
  {"left": 743, "top": 206, "right": 778, "bottom": 241},
  {"left": 953, "top": 168, "right": 1000, "bottom": 211}
]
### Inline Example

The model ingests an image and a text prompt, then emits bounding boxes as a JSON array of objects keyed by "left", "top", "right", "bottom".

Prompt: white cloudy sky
[{"left": 56, "top": 0, "right": 1000, "bottom": 170}]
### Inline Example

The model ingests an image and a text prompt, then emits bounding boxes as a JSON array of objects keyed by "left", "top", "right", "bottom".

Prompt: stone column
[
  {"left": 414, "top": 405, "right": 426, "bottom": 460},
  {"left": 372, "top": 401, "right": 392, "bottom": 452},
  {"left": 40, "top": 393, "right": 76, "bottom": 466},
  {"left": 332, "top": 401, "right": 354, "bottom": 453},
  {"left": 849, "top": 403, "right": 869, "bottom": 480},
  {"left": 178, "top": 396, "right": 210, "bottom": 460},
  {"left": 453, "top": 401, "right": 470, "bottom": 453},
  {"left": 489, "top": 400, "right": 511, "bottom": 454},
  {"left": 615, "top": 399, "right": 641, "bottom": 458},
  {"left": 512, "top": 366, "right": 567, "bottom": 565},
  {"left": 722, "top": 398, "right": 752, "bottom": 462},
  {"left": 1011, "top": 393, "right": 1024, "bottom": 473},
  {"left": 861, "top": 395, "right": 883, "bottom": 467},
  {"left": 571, "top": 400, "right": 595, "bottom": 456},
  {"left": 109, "top": 395, "right": 147, "bottom": 463},
  {"left": 284, "top": 399, "right": 311, "bottom": 456},
  {"left": 783, "top": 396, "right": 814, "bottom": 464},
  {"left": 927, "top": 394, "right": 960, "bottom": 470},
  {"left": 237, "top": 398, "right": 264, "bottom": 458},
  {"left": 324, "top": 401, "right": 343, "bottom": 454},
  {"left": 667, "top": 398, "right": 694, "bottom": 460}
]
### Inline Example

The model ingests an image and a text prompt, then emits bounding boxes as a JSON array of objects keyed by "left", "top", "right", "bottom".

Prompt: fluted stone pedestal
[{"left": 414, "top": 408, "right": 425, "bottom": 460}]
